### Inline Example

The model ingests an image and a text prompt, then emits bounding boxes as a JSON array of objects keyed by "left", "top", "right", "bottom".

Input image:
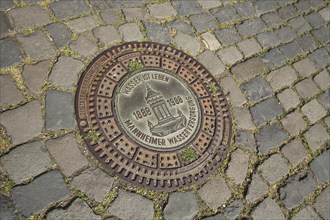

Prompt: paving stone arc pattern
[{"left": 0, "top": 0, "right": 329, "bottom": 219}]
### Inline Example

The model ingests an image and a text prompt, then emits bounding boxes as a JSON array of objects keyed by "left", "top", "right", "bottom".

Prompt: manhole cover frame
[{"left": 75, "top": 41, "right": 232, "bottom": 191}]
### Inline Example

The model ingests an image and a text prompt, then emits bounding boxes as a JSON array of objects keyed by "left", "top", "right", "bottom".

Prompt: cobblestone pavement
[{"left": 0, "top": 0, "right": 329, "bottom": 219}]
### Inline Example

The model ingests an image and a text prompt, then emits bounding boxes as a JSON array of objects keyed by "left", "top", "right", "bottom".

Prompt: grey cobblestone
[
  {"left": 257, "top": 31, "right": 280, "bottom": 48},
  {"left": 232, "top": 108, "right": 255, "bottom": 130},
  {"left": 279, "top": 41, "right": 303, "bottom": 60},
  {"left": 100, "top": 10, "right": 121, "bottom": 25},
  {"left": 47, "top": 198, "right": 100, "bottom": 220},
  {"left": 301, "top": 99, "right": 327, "bottom": 124},
  {"left": 295, "top": 78, "right": 319, "bottom": 99},
  {"left": 235, "top": 130, "right": 256, "bottom": 151},
  {"left": 46, "top": 134, "right": 88, "bottom": 176},
  {"left": 144, "top": 22, "right": 170, "bottom": 44},
  {"left": 256, "top": 123, "right": 288, "bottom": 154},
  {"left": 0, "top": 11, "right": 12, "bottom": 37},
  {"left": 8, "top": 6, "right": 51, "bottom": 31},
  {"left": 309, "top": 47, "right": 329, "bottom": 69},
  {"left": 109, "top": 189, "right": 154, "bottom": 220},
  {"left": 281, "top": 139, "right": 308, "bottom": 167},
  {"left": 312, "top": 26, "right": 330, "bottom": 44},
  {"left": 219, "top": 200, "right": 244, "bottom": 220},
  {"left": 174, "top": 32, "right": 200, "bottom": 56},
  {"left": 251, "top": 98, "right": 284, "bottom": 127},
  {"left": 45, "top": 90, "right": 75, "bottom": 130},
  {"left": 0, "top": 194, "right": 16, "bottom": 220},
  {"left": 261, "top": 12, "right": 283, "bottom": 28},
  {"left": 274, "top": 26, "right": 296, "bottom": 43},
  {"left": 0, "top": 101, "right": 43, "bottom": 146},
  {"left": 71, "top": 168, "right": 114, "bottom": 202},
  {"left": 234, "top": 2, "right": 256, "bottom": 18},
  {"left": 219, "top": 75, "right": 246, "bottom": 107},
  {"left": 226, "top": 148, "right": 249, "bottom": 185},
  {"left": 168, "top": 19, "right": 195, "bottom": 36},
  {"left": 0, "top": 74, "right": 24, "bottom": 109},
  {"left": 0, "top": 0, "right": 14, "bottom": 11},
  {"left": 319, "top": 7, "right": 330, "bottom": 21},
  {"left": 17, "top": 30, "right": 56, "bottom": 61},
  {"left": 237, "top": 38, "right": 262, "bottom": 58},
  {"left": 1, "top": 141, "right": 51, "bottom": 184},
  {"left": 201, "top": 32, "right": 221, "bottom": 51},
  {"left": 293, "top": 57, "right": 317, "bottom": 77},
  {"left": 197, "top": 50, "right": 225, "bottom": 78},
  {"left": 217, "top": 46, "right": 242, "bottom": 65},
  {"left": 258, "top": 154, "right": 290, "bottom": 184},
  {"left": 245, "top": 174, "right": 268, "bottom": 203},
  {"left": 46, "top": 23, "right": 71, "bottom": 48},
  {"left": 304, "top": 123, "right": 329, "bottom": 152},
  {"left": 67, "top": 16, "right": 98, "bottom": 33},
  {"left": 292, "top": 206, "right": 319, "bottom": 220},
  {"left": 277, "top": 88, "right": 300, "bottom": 111},
  {"left": 190, "top": 13, "right": 218, "bottom": 33},
  {"left": 237, "top": 18, "right": 266, "bottom": 37},
  {"left": 262, "top": 48, "right": 286, "bottom": 68},
  {"left": 294, "top": 0, "right": 311, "bottom": 13},
  {"left": 310, "top": 150, "right": 329, "bottom": 183},
  {"left": 214, "top": 27, "right": 241, "bottom": 47},
  {"left": 164, "top": 191, "right": 199, "bottom": 220},
  {"left": 280, "top": 171, "right": 318, "bottom": 209},
  {"left": 119, "top": 23, "right": 144, "bottom": 42},
  {"left": 267, "top": 66, "right": 298, "bottom": 91},
  {"left": 12, "top": 171, "right": 70, "bottom": 217},
  {"left": 123, "top": 8, "right": 148, "bottom": 21},
  {"left": 318, "top": 90, "right": 330, "bottom": 110},
  {"left": 251, "top": 198, "right": 284, "bottom": 220},
  {"left": 254, "top": 1, "right": 278, "bottom": 14},
  {"left": 93, "top": 25, "right": 121, "bottom": 45},
  {"left": 281, "top": 111, "right": 306, "bottom": 136},
  {"left": 197, "top": 0, "right": 221, "bottom": 10},
  {"left": 210, "top": 6, "right": 240, "bottom": 23},
  {"left": 198, "top": 175, "right": 231, "bottom": 210},
  {"left": 49, "top": 0, "right": 90, "bottom": 20},
  {"left": 306, "top": 12, "right": 325, "bottom": 28},
  {"left": 314, "top": 187, "right": 330, "bottom": 219},
  {"left": 70, "top": 35, "right": 98, "bottom": 58},
  {"left": 231, "top": 57, "right": 267, "bottom": 82},
  {"left": 172, "top": 0, "right": 201, "bottom": 16},
  {"left": 49, "top": 56, "right": 84, "bottom": 89},
  {"left": 296, "top": 33, "right": 318, "bottom": 52},
  {"left": 278, "top": 4, "right": 298, "bottom": 20},
  {"left": 147, "top": 2, "right": 176, "bottom": 19},
  {"left": 240, "top": 76, "right": 272, "bottom": 104},
  {"left": 289, "top": 16, "right": 312, "bottom": 35}
]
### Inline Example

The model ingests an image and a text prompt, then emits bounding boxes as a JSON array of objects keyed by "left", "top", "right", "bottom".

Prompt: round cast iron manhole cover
[{"left": 75, "top": 42, "right": 232, "bottom": 191}]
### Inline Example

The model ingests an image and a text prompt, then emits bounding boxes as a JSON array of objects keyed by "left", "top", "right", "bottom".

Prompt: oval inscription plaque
[
  {"left": 75, "top": 42, "right": 232, "bottom": 191},
  {"left": 115, "top": 70, "right": 201, "bottom": 151}
]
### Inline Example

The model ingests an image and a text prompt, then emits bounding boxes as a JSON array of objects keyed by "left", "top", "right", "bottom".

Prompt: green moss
[
  {"left": 0, "top": 125, "right": 11, "bottom": 154},
  {"left": 128, "top": 59, "right": 143, "bottom": 72},
  {"left": 76, "top": 132, "right": 84, "bottom": 144},
  {"left": 86, "top": 129, "right": 100, "bottom": 141},
  {"left": 209, "top": 83, "right": 218, "bottom": 95},
  {"left": 181, "top": 147, "right": 198, "bottom": 165},
  {"left": 1, "top": 178, "right": 14, "bottom": 193}
]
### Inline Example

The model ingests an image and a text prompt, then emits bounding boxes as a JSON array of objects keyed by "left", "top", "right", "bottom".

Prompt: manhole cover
[{"left": 75, "top": 42, "right": 232, "bottom": 191}]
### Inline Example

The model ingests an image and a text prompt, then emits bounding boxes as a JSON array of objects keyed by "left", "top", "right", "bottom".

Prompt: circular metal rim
[{"left": 75, "top": 41, "right": 232, "bottom": 192}]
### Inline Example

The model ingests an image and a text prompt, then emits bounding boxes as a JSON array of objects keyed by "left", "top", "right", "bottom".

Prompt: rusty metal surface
[{"left": 75, "top": 42, "right": 232, "bottom": 191}]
